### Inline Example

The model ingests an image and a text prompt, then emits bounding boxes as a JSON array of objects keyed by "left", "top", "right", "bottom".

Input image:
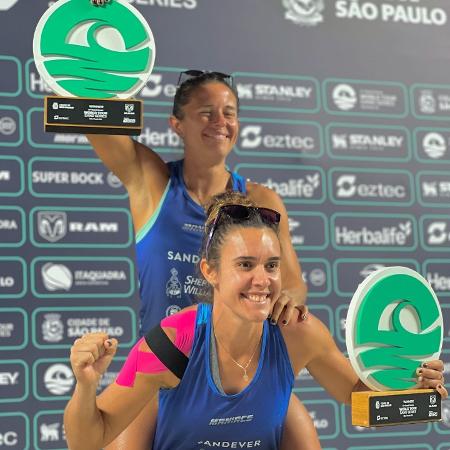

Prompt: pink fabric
[
  {"left": 115, "top": 309, "right": 197, "bottom": 387},
  {"left": 161, "top": 309, "right": 196, "bottom": 356}
]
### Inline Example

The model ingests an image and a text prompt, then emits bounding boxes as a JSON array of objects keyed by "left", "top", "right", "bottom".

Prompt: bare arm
[
  {"left": 282, "top": 314, "right": 360, "bottom": 404},
  {"left": 282, "top": 312, "right": 448, "bottom": 404},
  {"left": 86, "top": 135, "right": 169, "bottom": 230},
  {"left": 64, "top": 333, "right": 176, "bottom": 450}
]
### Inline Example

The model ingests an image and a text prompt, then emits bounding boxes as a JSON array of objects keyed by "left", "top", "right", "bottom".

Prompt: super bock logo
[
  {"left": 32, "top": 0, "right": 155, "bottom": 98},
  {"left": 282, "top": 0, "right": 324, "bottom": 26},
  {"left": 346, "top": 267, "right": 443, "bottom": 391}
]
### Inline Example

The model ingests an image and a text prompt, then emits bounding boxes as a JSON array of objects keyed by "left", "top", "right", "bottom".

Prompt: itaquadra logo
[
  {"left": 33, "top": 0, "right": 155, "bottom": 99},
  {"left": 346, "top": 267, "right": 443, "bottom": 391}
]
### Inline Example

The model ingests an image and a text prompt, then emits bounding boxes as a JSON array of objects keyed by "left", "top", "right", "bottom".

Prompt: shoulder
[
  {"left": 281, "top": 312, "right": 334, "bottom": 366},
  {"left": 160, "top": 305, "right": 199, "bottom": 352},
  {"left": 246, "top": 182, "right": 285, "bottom": 211}
]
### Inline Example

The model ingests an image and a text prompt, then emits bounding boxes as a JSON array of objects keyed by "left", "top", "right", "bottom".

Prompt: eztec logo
[
  {"left": 335, "top": 173, "right": 407, "bottom": 200},
  {"left": 240, "top": 125, "right": 315, "bottom": 151},
  {"left": 140, "top": 73, "right": 177, "bottom": 99},
  {"left": 427, "top": 221, "right": 450, "bottom": 245}
]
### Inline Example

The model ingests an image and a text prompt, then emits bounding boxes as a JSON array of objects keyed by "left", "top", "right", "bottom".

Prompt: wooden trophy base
[{"left": 352, "top": 389, "right": 441, "bottom": 427}]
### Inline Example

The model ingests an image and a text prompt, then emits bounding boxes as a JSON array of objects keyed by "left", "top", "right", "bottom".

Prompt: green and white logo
[
  {"left": 346, "top": 266, "right": 443, "bottom": 391},
  {"left": 33, "top": 0, "right": 155, "bottom": 99}
]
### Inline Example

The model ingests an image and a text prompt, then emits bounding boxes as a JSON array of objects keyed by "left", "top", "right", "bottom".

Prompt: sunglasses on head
[
  {"left": 177, "top": 70, "right": 234, "bottom": 88},
  {"left": 205, "top": 204, "right": 281, "bottom": 259}
]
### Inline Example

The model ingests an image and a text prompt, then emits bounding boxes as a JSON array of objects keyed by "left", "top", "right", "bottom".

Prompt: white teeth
[{"left": 246, "top": 294, "right": 268, "bottom": 303}]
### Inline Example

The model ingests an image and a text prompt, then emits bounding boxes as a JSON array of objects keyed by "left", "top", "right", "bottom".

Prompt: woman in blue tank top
[
  {"left": 64, "top": 193, "right": 447, "bottom": 450},
  {"left": 85, "top": 1, "right": 315, "bottom": 442}
]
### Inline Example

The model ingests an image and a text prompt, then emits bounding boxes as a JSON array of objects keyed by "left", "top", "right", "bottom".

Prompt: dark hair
[
  {"left": 172, "top": 72, "right": 240, "bottom": 119},
  {"left": 201, "top": 192, "right": 280, "bottom": 268}
]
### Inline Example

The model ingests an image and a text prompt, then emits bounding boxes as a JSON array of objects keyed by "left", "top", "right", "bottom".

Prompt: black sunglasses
[
  {"left": 205, "top": 205, "right": 281, "bottom": 259},
  {"left": 177, "top": 70, "right": 234, "bottom": 88}
]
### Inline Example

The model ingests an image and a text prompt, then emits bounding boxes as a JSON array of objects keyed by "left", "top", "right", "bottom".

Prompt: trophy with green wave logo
[
  {"left": 33, "top": 0, "right": 155, "bottom": 135},
  {"left": 346, "top": 266, "right": 443, "bottom": 426}
]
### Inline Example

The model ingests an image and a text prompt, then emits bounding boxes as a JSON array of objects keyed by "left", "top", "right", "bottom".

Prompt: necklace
[{"left": 214, "top": 328, "right": 262, "bottom": 382}]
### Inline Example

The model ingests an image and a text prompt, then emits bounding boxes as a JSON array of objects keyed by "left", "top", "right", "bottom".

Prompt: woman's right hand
[{"left": 70, "top": 332, "right": 118, "bottom": 387}]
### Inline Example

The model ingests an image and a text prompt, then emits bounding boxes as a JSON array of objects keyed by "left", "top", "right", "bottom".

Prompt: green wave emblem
[
  {"left": 355, "top": 273, "right": 442, "bottom": 390},
  {"left": 39, "top": 0, "right": 152, "bottom": 98}
]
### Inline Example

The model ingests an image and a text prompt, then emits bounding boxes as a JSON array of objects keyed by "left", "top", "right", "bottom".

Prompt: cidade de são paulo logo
[
  {"left": 42, "top": 313, "right": 64, "bottom": 342},
  {"left": 335, "top": 0, "right": 447, "bottom": 26},
  {"left": 282, "top": 0, "right": 325, "bottom": 26}
]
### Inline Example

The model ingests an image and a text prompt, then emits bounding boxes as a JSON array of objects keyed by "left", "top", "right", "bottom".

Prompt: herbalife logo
[
  {"left": 265, "top": 173, "right": 320, "bottom": 198},
  {"left": 346, "top": 267, "right": 443, "bottom": 391},
  {"left": 0, "top": 0, "right": 19, "bottom": 11},
  {"left": 282, "top": 0, "right": 324, "bottom": 26},
  {"left": 422, "top": 132, "right": 446, "bottom": 159},
  {"left": 33, "top": 0, "right": 155, "bottom": 98},
  {"left": 332, "top": 84, "right": 357, "bottom": 110},
  {"left": 427, "top": 271, "right": 450, "bottom": 292},
  {"left": 335, "top": 221, "right": 412, "bottom": 246}
]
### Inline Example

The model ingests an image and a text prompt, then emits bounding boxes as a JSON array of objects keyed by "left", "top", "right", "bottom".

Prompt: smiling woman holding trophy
[
  {"left": 32, "top": 0, "right": 322, "bottom": 448},
  {"left": 63, "top": 192, "right": 447, "bottom": 449}
]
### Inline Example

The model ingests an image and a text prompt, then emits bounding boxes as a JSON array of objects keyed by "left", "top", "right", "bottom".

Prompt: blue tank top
[
  {"left": 152, "top": 304, "right": 294, "bottom": 450},
  {"left": 135, "top": 160, "right": 247, "bottom": 335}
]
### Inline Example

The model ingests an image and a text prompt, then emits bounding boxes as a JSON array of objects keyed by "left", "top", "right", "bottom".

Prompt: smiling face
[
  {"left": 170, "top": 82, "right": 239, "bottom": 160},
  {"left": 201, "top": 227, "right": 282, "bottom": 323}
]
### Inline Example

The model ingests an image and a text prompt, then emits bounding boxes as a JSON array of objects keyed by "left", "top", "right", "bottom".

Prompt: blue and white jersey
[
  {"left": 135, "top": 159, "right": 246, "bottom": 334},
  {"left": 152, "top": 304, "right": 294, "bottom": 450}
]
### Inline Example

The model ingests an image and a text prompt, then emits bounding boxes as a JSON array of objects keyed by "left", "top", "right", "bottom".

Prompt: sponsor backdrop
[{"left": 1, "top": 0, "right": 450, "bottom": 448}]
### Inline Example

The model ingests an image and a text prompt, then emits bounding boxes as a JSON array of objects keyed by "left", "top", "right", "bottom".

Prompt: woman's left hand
[
  {"left": 416, "top": 360, "right": 447, "bottom": 398},
  {"left": 269, "top": 290, "right": 308, "bottom": 326}
]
